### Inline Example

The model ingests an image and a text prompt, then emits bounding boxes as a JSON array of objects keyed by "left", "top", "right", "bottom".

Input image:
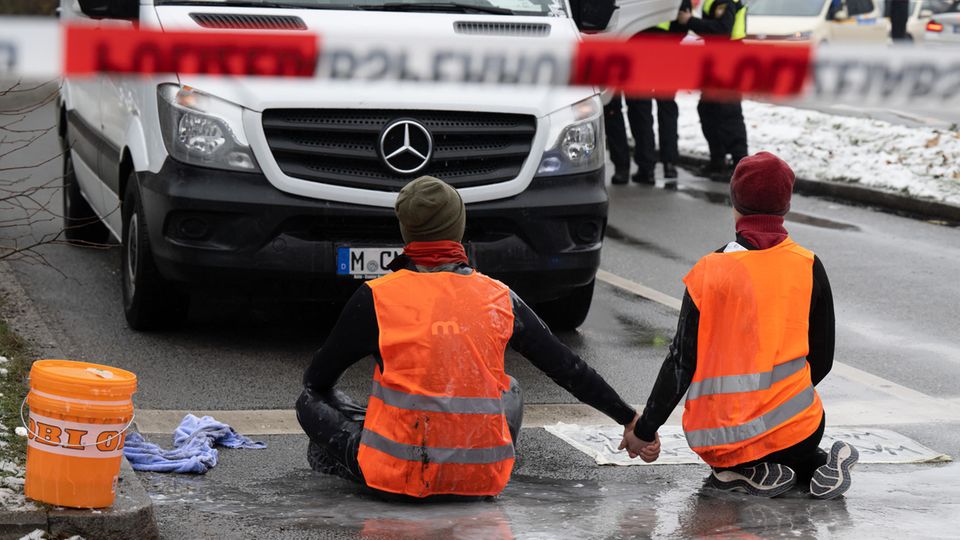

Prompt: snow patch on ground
[
  {"left": 675, "top": 93, "right": 960, "bottom": 206},
  {"left": 0, "top": 459, "right": 34, "bottom": 512}
]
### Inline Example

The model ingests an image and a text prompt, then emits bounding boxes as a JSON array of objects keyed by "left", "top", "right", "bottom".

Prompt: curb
[
  {"left": 0, "top": 262, "right": 159, "bottom": 539},
  {"left": 677, "top": 155, "right": 960, "bottom": 224},
  {"left": 0, "top": 459, "right": 157, "bottom": 540}
]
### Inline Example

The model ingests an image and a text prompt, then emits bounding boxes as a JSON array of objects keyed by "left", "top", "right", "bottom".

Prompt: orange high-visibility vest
[
  {"left": 682, "top": 237, "right": 824, "bottom": 468},
  {"left": 358, "top": 269, "right": 516, "bottom": 497}
]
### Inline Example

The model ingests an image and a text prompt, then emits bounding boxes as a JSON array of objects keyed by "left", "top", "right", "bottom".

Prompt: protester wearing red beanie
[
  {"left": 730, "top": 151, "right": 795, "bottom": 216},
  {"left": 623, "top": 152, "right": 852, "bottom": 501}
]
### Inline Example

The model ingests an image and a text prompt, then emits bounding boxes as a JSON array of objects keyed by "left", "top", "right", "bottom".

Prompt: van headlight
[
  {"left": 537, "top": 96, "right": 603, "bottom": 177},
  {"left": 157, "top": 84, "right": 260, "bottom": 172}
]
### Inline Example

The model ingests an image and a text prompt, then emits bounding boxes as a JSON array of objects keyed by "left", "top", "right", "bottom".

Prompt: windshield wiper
[{"left": 362, "top": 2, "right": 514, "bottom": 15}]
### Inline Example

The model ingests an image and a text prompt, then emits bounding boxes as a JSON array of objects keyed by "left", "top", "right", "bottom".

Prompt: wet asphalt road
[{"left": 3, "top": 97, "right": 960, "bottom": 538}]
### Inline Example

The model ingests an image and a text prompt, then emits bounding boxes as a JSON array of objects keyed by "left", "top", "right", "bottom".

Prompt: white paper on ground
[{"left": 543, "top": 423, "right": 953, "bottom": 466}]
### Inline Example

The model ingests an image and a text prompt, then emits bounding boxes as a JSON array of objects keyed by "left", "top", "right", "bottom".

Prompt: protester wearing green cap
[{"left": 296, "top": 176, "right": 641, "bottom": 499}]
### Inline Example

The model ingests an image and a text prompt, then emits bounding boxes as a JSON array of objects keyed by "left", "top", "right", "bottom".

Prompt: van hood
[
  {"left": 154, "top": 5, "right": 595, "bottom": 117},
  {"left": 746, "top": 16, "right": 820, "bottom": 37}
]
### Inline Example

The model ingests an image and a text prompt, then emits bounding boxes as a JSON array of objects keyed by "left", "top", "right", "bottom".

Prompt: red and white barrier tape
[{"left": 1, "top": 18, "right": 959, "bottom": 117}]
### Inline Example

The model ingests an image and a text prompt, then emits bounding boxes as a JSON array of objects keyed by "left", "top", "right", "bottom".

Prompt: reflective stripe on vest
[
  {"left": 361, "top": 429, "right": 515, "bottom": 465},
  {"left": 685, "top": 385, "right": 817, "bottom": 448},
  {"left": 681, "top": 237, "right": 824, "bottom": 468},
  {"left": 656, "top": 20, "right": 671, "bottom": 31},
  {"left": 371, "top": 380, "right": 504, "bottom": 415},
  {"left": 732, "top": 3, "right": 747, "bottom": 40},
  {"left": 359, "top": 269, "right": 516, "bottom": 498},
  {"left": 686, "top": 356, "right": 807, "bottom": 400}
]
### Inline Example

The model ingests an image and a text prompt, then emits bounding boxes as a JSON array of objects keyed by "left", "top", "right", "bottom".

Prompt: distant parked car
[
  {"left": 902, "top": 1, "right": 952, "bottom": 41},
  {"left": 745, "top": 0, "right": 891, "bottom": 45},
  {"left": 924, "top": 0, "right": 960, "bottom": 43}
]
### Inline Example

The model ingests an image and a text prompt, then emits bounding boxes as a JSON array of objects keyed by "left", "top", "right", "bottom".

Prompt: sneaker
[
  {"left": 709, "top": 462, "right": 797, "bottom": 498},
  {"left": 663, "top": 162, "right": 678, "bottom": 179},
  {"left": 810, "top": 441, "right": 859, "bottom": 500}
]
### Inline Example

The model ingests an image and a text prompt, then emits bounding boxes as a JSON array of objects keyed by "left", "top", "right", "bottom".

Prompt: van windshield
[
  {"left": 155, "top": 0, "right": 566, "bottom": 16},
  {"left": 747, "top": 0, "right": 826, "bottom": 17}
]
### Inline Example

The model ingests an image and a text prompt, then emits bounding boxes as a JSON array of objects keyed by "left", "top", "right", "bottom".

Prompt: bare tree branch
[{"left": 0, "top": 79, "right": 112, "bottom": 272}]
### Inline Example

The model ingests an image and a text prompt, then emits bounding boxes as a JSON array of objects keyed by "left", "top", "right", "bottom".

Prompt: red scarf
[
  {"left": 403, "top": 241, "right": 469, "bottom": 267},
  {"left": 736, "top": 214, "right": 788, "bottom": 250}
]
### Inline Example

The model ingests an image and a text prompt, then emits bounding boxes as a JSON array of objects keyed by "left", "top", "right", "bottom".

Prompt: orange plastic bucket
[{"left": 23, "top": 360, "right": 137, "bottom": 508}]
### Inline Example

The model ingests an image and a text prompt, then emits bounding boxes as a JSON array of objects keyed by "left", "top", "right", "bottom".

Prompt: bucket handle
[{"left": 20, "top": 397, "right": 135, "bottom": 448}]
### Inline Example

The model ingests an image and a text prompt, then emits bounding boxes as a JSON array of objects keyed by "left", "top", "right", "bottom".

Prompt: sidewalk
[{"left": 671, "top": 93, "right": 960, "bottom": 223}]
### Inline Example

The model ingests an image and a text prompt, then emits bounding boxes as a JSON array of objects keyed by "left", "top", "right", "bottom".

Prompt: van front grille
[{"left": 261, "top": 109, "right": 537, "bottom": 191}]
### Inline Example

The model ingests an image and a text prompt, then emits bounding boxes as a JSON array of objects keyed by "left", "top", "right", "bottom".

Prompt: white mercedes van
[{"left": 58, "top": 0, "right": 679, "bottom": 330}]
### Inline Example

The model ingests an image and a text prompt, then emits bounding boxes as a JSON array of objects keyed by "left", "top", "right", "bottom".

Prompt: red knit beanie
[{"left": 730, "top": 152, "right": 795, "bottom": 216}]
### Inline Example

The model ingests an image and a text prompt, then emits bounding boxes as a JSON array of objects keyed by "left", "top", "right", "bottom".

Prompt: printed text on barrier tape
[
  {"left": 572, "top": 37, "right": 813, "bottom": 98},
  {"left": 2, "top": 18, "right": 958, "bottom": 113},
  {"left": 64, "top": 25, "right": 319, "bottom": 77}
]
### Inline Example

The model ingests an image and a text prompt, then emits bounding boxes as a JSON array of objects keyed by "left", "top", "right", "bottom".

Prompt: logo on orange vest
[{"left": 431, "top": 321, "right": 461, "bottom": 336}]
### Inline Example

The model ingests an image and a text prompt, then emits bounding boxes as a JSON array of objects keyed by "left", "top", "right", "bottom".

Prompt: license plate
[{"left": 337, "top": 246, "right": 402, "bottom": 279}]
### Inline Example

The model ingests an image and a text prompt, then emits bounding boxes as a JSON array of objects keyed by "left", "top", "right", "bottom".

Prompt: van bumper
[{"left": 137, "top": 160, "right": 607, "bottom": 304}]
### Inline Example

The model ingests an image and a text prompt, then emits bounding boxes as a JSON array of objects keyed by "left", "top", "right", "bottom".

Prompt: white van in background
[
  {"left": 59, "top": 0, "right": 680, "bottom": 331},
  {"left": 745, "top": 0, "right": 891, "bottom": 44}
]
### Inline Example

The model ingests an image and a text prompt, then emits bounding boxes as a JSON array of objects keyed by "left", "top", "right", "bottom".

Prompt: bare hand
[
  {"left": 619, "top": 431, "right": 661, "bottom": 462},
  {"left": 677, "top": 9, "right": 692, "bottom": 25}
]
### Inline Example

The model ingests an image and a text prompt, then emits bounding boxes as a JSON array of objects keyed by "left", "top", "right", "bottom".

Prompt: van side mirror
[
  {"left": 77, "top": 0, "right": 138, "bottom": 20},
  {"left": 570, "top": 0, "right": 618, "bottom": 33}
]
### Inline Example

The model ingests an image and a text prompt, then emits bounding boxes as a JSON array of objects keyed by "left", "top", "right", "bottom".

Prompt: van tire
[
  {"left": 537, "top": 279, "right": 595, "bottom": 331},
  {"left": 62, "top": 142, "right": 110, "bottom": 245},
  {"left": 121, "top": 173, "right": 189, "bottom": 330}
]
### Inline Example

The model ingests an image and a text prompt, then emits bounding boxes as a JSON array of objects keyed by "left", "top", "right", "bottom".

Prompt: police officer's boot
[{"left": 662, "top": 162, "right": 678, "bottom": 179}]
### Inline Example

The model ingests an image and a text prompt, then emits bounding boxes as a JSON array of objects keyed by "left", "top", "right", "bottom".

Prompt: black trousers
[
  {"left": 604, "top": 94, "right": 680, "bottom": 174},
  {"left": 889, "top": 0, "right": 910, "bottom": 40},
  {"left": 715, "top": 414, "right": 828, "bottom": 485},
  {"left": 604, "top": 94, "right": 631, "bottom": 174},
  {"left": 626, "top": 95, "right": 679, "bottom": 173},
  {"left": 296, "top": 377, "right": 524, "bottom": 487},
  {"left": 697, "top": 98, "right": 748, "bottom": 167}
]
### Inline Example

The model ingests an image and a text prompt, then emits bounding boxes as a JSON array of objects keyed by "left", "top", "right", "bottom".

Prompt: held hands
[
  {"left": 618, "top": 414, "right": 661, "bottom": 463},
  {"left": 677, "top": 9, "right": 693, "bottom": 25}
]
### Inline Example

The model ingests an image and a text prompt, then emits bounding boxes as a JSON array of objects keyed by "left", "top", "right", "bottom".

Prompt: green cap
[{"left": 395, "top": 176, "right": 466, "bottom": 243}]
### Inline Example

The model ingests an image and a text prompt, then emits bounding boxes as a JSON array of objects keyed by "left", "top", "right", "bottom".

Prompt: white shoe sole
[
  {"left": 810, "top": 441, "right": 859, "bottom": 500},
  {"left": 711, "top": 462, "right": 797, "bottom": 498}
]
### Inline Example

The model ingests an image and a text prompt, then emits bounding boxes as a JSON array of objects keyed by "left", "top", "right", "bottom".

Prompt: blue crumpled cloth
[{"left": 124, "top": 414, "right": 266, "bottom": 473}]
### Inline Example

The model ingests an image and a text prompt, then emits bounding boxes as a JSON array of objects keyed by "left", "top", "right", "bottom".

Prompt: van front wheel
[
  {"left": 537, "top": 279, "right": 595, "bottom": 331},
  {"left": 120, "top": 173, "right": 189, "bottom": 330}
]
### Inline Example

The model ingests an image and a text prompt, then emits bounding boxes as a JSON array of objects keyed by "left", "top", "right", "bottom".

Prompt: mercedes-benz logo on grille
[{"left": 378, "top": 119, "right": 433, "bottom": 175}]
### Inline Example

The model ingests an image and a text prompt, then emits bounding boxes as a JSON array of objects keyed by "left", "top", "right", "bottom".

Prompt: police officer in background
[
  {"left": 678, "top": 0, "right": 748, "bottom": 182},
  {"left": 887, "top": 0, "right": 910, "bottom": 40},
  {"left": 604, "top": 1, "right": 691, "bottom": 187},
  {"left": 624, "top": 0, "right": 692, "bottom": 187}
]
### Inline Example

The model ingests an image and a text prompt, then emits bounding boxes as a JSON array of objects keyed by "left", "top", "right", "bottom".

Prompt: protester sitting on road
[
  {"left": 296, "top": 175, "right": 638, "bottom": 499},
  {"left": 619, "top": 152, "right": 856, "bottom": 499}
]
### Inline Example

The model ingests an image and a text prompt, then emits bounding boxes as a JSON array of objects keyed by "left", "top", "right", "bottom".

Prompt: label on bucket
[
  {"left": 27, "top": 412, "right": 127, "bottom": 459},
  {"left": 85, "top": 367, "right": 115, "bottom": 379}
]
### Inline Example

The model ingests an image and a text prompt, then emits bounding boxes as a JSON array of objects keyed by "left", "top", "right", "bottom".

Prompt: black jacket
[
  {"left": 684, "top": 0, "right": 739, "bottom": 37},
  {"left": 303, "top": 256, "right": 637, "bottom": 426},
  {"left": 634, "top": 235, "right": 836, "bottom": 442}
]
